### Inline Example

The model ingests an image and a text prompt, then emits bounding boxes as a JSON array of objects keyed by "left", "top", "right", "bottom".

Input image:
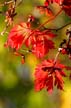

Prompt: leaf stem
[
  {"left": 37, "top": 9, "right": 63, "bottom": 29},
  {"left": 54, "top": 51, "right": 60, "bottom": 65}
]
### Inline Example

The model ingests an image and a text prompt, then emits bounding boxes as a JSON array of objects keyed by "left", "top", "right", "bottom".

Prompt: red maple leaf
[
  {"left": 44, "top": 0, "right": 71, "bottom": 17},
  {"left": 25, "top": 30, "right": 55, "bottom": 58},
  {"left": 36, "top": 0, "right": 53, "bottom": 16},
  {"left": 37, "top": 5, "right": 53, "bottom": 16},
  {"left": 44, "top": 0, "right": 49, "bottom": 6},
  {"left": 53, "top": 0, "right": 62, "bottom": 4},
  {"left": 34, "top": 59, "right": 66, "bottom": 93},
  {"left": 5, "top": 20, "right": 56, "bottom": 58},
  {"left": 36, "top": 0, "right": 63, "bottom": 16},
  {"left": 62, "top": 0, "right": 71, "bottom": 17},
  {"left": 32, "top": 38, "right": 54, "bottom": 58},
  {"left": 44, "top": 0, "right": 62, "bottom": 5},
  {"left": 5, "top": 22, "right": 32, "bottom": 50}
]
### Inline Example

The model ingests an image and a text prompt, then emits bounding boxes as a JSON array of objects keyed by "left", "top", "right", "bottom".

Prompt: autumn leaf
[{"left": 34, "top": 59, "right": 66, "bottom": 93}]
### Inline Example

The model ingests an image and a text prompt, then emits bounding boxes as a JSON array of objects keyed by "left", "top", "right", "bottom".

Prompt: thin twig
[
  {"left": 0, "top": 23, "right": 9, "bottom": 36},
  {"left": 37, "top": 9, "right": 63, "bottom": 29},
  {"left": 45, "top": 22, "right": 71, "bottom": 32},
  {"left": 0, "top": 0, "right": 13, "bottom": 7}
]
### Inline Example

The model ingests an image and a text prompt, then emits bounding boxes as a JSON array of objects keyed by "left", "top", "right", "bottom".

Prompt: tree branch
[{"left": 45, "top": 22, "right": 71, "bottom": 32}]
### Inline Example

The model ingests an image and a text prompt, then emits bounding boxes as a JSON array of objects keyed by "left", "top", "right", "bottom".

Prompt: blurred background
[{"left": 0, "top": 0, "right": 71, "bottom": 108}]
